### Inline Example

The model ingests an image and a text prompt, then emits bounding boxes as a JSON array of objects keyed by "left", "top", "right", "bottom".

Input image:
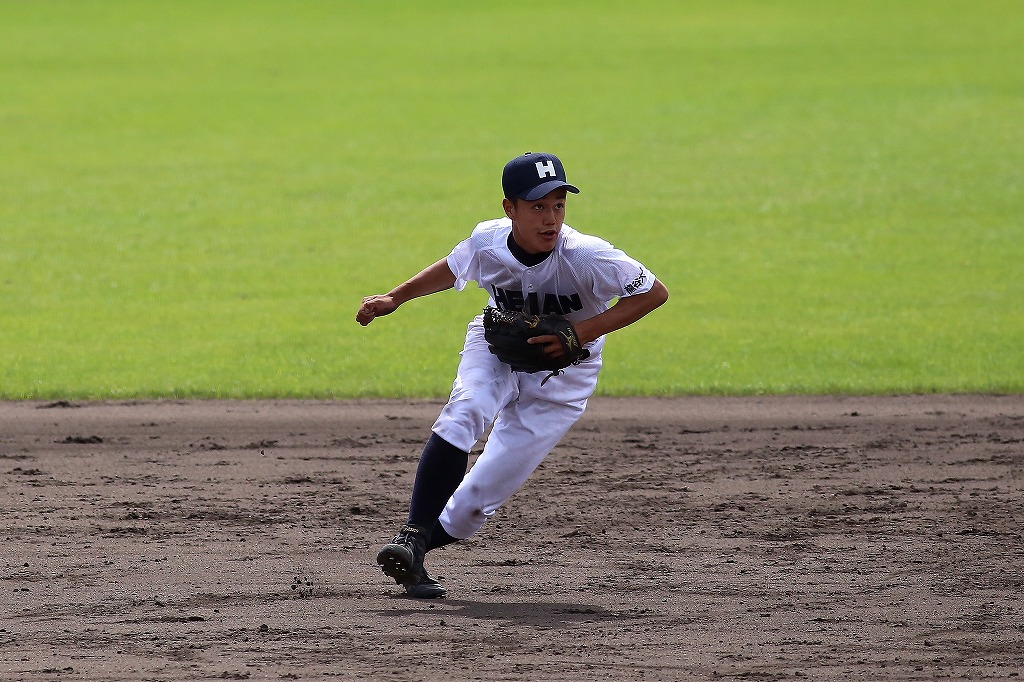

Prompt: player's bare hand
[
  {"left": 356, "top": 295, "right": 398, "bottom": 326},
  {"left": 527, "top": 334, "right": 565, "bottom": 360}
]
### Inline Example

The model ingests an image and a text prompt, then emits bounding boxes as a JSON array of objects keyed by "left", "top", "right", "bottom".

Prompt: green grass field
[{"left": 1, "top": 1, "right": 1022, "bottom": 398}]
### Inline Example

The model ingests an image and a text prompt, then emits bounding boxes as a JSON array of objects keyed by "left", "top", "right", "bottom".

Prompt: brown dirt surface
[{"left": 1, "top": 395, "right": 1022, "bottom": 681}]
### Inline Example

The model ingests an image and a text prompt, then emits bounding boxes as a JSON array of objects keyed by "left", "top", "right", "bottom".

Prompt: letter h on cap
[{"left": 535, "top": 160, "right": 557, "bottom": 179}]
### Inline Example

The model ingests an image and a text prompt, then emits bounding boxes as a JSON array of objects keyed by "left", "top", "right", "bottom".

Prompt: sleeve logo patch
[{"left": 624, "top": 270, "right": 648, "bottom": 295}]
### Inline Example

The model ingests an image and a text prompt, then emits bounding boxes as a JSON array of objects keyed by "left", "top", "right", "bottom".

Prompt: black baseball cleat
[
  {"left": 376, "top": 524, "right": 429, "bottom": 585},
  {"left": 377, "top": 524, "right": 446, "bottom": 598},
  {"left": 403, "top": 571, "right": 446, "bottom": 599}
]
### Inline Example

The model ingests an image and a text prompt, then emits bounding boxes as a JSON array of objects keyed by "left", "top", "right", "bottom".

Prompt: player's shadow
[{"left": 378, "top": 599, "right": 627, "bottom": 626}]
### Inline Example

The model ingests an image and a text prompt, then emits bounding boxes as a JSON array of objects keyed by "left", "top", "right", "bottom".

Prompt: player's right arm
[{"left": 356, "top": 258, "right": 457, "bottom": 326}]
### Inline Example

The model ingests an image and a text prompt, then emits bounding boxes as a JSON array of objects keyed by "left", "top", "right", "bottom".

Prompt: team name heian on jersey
[
  {"left": 491, "top": 270, "right": 647, "bottom": 315},
  {"left": 491, "top": 286, "right": 583, "bottom": 316}
]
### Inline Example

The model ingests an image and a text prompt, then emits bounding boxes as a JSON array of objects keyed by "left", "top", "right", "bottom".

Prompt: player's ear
[{"left": 502, "top": 198, "right": 515, "bottom": 219}]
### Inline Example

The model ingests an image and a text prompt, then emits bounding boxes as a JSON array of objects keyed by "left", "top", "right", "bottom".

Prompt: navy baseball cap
[{"left": 501, "top": 152, "right": 580, "bottom": 201}]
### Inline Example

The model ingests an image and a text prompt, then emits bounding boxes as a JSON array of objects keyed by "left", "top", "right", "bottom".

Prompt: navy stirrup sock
[
  {"left": 407, "top": 433, "right": 469, "bottom": 533},
  {"left": 426, "top": 524, "right": 458, "bottom": 552}
]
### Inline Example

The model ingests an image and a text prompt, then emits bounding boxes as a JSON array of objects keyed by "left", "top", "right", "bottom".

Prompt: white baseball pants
[{"left": 433, "top": 317, "right": 601, "bottom": 539}]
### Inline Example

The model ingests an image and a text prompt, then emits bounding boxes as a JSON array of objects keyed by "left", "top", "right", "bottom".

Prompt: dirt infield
[{"left": 1, "top": 396, "right": 1022, "bottom": 681}]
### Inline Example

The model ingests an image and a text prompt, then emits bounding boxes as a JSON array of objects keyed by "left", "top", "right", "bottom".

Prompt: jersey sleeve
[
  {"left": 575, "top": 237, "right": 657, "bottom": 302},
  {"left": 446, "top": 237, "right": 477, "bottom": 292},
  {"left": 446, "top": 219, "right": 507, "bottom": 292}
]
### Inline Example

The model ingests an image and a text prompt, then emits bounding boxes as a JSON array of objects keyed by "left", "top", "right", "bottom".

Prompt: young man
[{"left": 356, "top": 152, "right": 669, "bottom": 598}]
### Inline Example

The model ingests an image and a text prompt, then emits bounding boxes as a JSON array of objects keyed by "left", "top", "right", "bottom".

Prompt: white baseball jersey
[{"left": 446, "top": 217, "right": 656, "bottom": 358}]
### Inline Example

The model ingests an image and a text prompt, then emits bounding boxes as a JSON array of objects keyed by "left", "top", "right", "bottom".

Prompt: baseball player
[{"left": 356, "top": 152, "right": 669, "bottom": 598}]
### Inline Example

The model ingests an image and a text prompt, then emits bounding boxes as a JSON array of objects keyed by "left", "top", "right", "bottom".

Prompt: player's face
[{"left": 504, "top": 189, "right": 567, "bottom": 254}]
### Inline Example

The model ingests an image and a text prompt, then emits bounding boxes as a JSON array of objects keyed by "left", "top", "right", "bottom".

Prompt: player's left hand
[{"left": 526, "top": 334, "right": 566, "bottom": 360}]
